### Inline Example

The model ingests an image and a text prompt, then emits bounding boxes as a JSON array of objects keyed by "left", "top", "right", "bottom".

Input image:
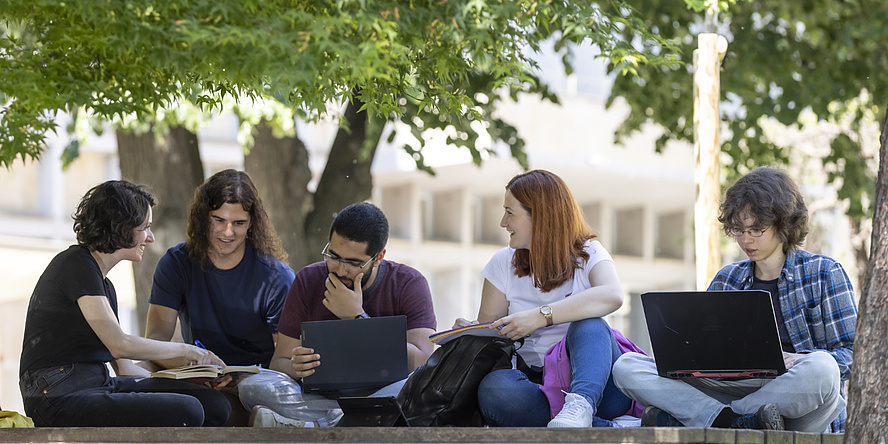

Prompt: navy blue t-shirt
[{"left": 149, "top": 242, "right": 294, "bottom": 366}]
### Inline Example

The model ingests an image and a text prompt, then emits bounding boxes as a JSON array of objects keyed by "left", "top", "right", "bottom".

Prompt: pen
[{"left": 195, "top": 340, "right": 207, "bottom": 349}]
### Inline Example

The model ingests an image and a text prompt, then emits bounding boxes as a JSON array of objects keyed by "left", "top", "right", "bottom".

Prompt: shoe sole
[
  {"left": 547, "top": 420, "right": 589, "bottom": 428},
  {"left": 757, "top": 405, "right": 785, "bottom": 430},
  {"left": 641, "top": 407, "right": 660, "bottom": 427}
]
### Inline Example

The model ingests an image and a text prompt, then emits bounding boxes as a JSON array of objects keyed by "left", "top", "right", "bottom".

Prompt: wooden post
[{"left": 693, "top": 33, "right": 727, "bottom": 290}]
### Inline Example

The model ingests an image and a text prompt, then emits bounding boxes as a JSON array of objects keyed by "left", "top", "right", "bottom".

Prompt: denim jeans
[
  {"left": 19, "top": 362, "right": 230, "bottom": 427},
  {"left": 612, "top": 351, "right": 845, "bottom": 432},
  {"left": 476, "top": 317, "right": 631, "bottom": 426},
  {"left": 237, "top": 368, "right": 407, "bottom": 427}
]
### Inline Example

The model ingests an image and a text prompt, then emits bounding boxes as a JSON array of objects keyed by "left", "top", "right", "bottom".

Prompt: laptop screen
[
  {"left": 301, "top": 315, "right": 408, "bottom": 394},
  {"left": 641, "top": 290, "right": 786, "bottom": 379}
]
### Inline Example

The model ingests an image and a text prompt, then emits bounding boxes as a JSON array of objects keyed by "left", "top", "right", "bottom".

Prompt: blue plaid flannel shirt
[{"left": 707, "top": 249, "right": 857, "bottom": 433}]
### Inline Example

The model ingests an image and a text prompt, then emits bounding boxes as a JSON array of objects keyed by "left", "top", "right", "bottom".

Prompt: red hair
[{"left": 507, "top": 170, "right": 595, "bottom": 292}]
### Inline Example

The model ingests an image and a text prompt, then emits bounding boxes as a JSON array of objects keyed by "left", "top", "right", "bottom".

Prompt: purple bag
[{"left": 539, "top": 328, "right": 646, "bottom": 419}]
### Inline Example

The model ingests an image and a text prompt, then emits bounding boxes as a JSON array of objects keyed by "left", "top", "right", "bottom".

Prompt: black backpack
[{"left": 396, "top": 335, "right": 518, "bottom": 426}]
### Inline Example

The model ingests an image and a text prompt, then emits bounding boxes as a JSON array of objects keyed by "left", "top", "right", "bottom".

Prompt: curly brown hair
[
  {"left": 185, "top": 169, "right": 287, "bottom": 268},
  {"left": 718, "top": 166, "right": 809, "bottom": 253},
  {"left": 73, "top": 180, "right": 156, "bottom": 253},
  {"left": 506, "top": 170, "right": 595, "bottom": 292}
]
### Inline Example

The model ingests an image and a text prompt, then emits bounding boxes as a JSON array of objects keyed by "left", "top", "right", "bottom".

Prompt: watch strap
[{"left": 540, "top": 305, "right": 553, "bottom": 327}]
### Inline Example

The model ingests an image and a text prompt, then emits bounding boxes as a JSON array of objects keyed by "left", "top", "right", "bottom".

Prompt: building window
[
  {"left": 474, "top": 195, "right": 507, "bottom": 245},
  {"left": 426, "top": 190, "right": 461, "bottom": 243},
  {"left": 581, "top": 202, "right": 601, "bottom": 233},
  {"left": 613, "top": 207, "right": 644, "bottom": 257},
  {"left": 656, "top": 211, "right": 686, "bottom": 260},
  {"left": 380, "top": 186, "right": 412, "bottom": 240}
]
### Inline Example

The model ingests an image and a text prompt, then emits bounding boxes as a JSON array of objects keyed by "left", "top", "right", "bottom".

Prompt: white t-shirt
[{"left": 481, "top": 240, "right": 614, "bottom": 368}]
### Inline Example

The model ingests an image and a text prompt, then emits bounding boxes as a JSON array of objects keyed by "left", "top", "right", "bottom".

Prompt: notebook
[
  {"left": 641, "top": 290, "right": 787, "bottom": 379},
  {"left": 301, "top": 315, "right": 408, "bottom": 394}
]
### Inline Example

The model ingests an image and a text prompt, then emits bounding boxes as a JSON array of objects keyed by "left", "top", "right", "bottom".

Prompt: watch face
[{"left": 541, "top": 305, "right": 552, "bottom": 315}]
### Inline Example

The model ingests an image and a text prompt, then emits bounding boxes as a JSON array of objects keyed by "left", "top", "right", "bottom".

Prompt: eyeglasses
[
  {"left": 321, "top": 242, "right": 377, "bottom": 271},
  {"left": 728, "top": 226, "right": 769, "bottom": 238}
]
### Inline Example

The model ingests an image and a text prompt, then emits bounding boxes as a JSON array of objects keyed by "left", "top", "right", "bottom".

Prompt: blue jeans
[
  {"left": 20, "top": 363, "right": 230, "bottom": 427},
  {"left": 613, "top": 351, "right": 845, "bottom": 432},
  {"left": 477, "top": 317, "right": 631, "bottom": 426}
]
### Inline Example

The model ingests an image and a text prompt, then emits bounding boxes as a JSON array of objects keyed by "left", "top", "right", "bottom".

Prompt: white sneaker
[
  {"left": 249, "top": 405, "right": 313, "bottom": 428},
  {"left": 547, "top": 393, "right": 594, "bottom": 428}
]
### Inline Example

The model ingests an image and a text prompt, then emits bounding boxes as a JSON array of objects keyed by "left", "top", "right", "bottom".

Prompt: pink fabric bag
[{"left": 539, "top": 328, "right": 646, "bottom": 419}]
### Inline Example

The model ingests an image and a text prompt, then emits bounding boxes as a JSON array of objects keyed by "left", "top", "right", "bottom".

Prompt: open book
[
  {"left": 150, "top": 364, "right": 260, "bottom": 385},
  {"left": 429, "top": 322, "right": 504, "bottom": 345}
]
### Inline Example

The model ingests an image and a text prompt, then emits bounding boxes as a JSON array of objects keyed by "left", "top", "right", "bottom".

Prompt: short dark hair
[
  {"left": 329, "top": 202, "right": 389, "bottom": 257},
  {"left": 718, "top": 166, "right": 809, "bottom": 253},
  {"left": 186, "top": 169, "right": 286, "bottom": 267},
  {"left": 73, "top": 180, "right": 156, "bottom": 253}
]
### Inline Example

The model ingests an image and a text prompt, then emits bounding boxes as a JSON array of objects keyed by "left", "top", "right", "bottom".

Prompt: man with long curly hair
[{"left": 145, "top": 169, "right": 295, "bottom": 369}]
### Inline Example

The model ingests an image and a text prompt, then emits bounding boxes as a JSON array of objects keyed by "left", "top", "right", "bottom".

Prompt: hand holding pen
[{"left": 186, "top": 340, "right": 225, "bottom": 367}]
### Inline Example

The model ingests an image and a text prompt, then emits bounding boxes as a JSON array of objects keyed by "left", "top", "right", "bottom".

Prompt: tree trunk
[
  {"left": 117, "top": 126, "right": 203, "bottom": 335},
  {"left": 844, "top": 104, "right": 888, "bottom": 443},
  {"left": 303, "top": 96, "right": 383, "bottom": 266},
  {"left": 244, "top": 120, "right": 313, "bottom": 270}
]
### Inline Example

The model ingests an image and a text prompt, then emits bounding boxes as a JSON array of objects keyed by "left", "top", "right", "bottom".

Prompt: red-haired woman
[{"left": 457, "top": 169, "right": 631, "bottom": 427}]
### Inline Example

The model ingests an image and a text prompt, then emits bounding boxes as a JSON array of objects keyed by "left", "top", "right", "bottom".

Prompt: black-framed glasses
[
  {"left": 728, "top": 226, "right": 769, "bottom": 238},
  {"left": 321, "top": 242, "right": 377, "bottom": 271}
]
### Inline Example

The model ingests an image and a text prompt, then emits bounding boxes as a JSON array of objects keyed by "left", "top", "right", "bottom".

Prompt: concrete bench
[{"left": 0, "top": 427, "right": 844, "bottom": 444}]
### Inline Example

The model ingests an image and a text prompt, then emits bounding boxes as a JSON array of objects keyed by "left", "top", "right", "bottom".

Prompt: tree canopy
[
  {"left": 0, "top": 0, "right": 677, "bottom": 168},
  {"left": 607, "top": 0, "right": 885, "bottom": 221}
]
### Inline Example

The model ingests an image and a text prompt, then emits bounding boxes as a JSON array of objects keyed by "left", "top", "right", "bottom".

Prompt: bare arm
[
  {"left": 546, "top": 260, "right": 623, "bottom": 323},
  {"left": 145, "top": 304, "right": 178, "bottom": 341},
  {"left": 111, "top": 358, "right": 151, "bottom": 377},
  {"left": 451, "top": 279, "right": 509, "bottom": 328},
  {"left": 489, "top": 261, "right": 624, "bottom": 340},
  {"left": 78, "top": 295, "right": 222, "bottom": 364},
  {"left": 449, "top": 279, "right": 509, "bottom": 329},
  {"left": 477, "top": 279, "right": 510, "bottom": 323},
  {"left": 144, "top": 303, "right": 191, "bottom": 369},
  {"left": 406, "top": 327, "right": 435, "bottom": 372},
  {"left": 269, "top": 332, "right": 317, "bottom": 380}
]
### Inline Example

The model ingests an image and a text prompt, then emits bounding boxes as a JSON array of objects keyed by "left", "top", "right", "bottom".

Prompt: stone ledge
[{"left": 0, "top": 427, "right": 844, "bottom": 444}]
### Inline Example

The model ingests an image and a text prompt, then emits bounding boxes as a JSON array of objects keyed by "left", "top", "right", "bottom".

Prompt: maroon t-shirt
[{"left": 278, "top": 260, "right": 436, "bottom": 338}]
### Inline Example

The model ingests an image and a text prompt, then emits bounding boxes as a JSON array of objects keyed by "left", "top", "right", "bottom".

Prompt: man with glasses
[
  {"left": 239, "top": 202, "right": 436, "bottom": 428},
  {"left": 613, "top": 167, "right": 857, "bottom": 433}
]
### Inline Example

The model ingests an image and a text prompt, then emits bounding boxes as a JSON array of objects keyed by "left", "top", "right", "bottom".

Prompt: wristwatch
[
  {"left": 539, "top": 305, "right": 553, "bottom": 327},
  {"left": 355, "top": 312, "right": 370, "bottom": 319}
]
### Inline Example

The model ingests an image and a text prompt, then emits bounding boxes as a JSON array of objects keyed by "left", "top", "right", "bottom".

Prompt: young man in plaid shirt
[{"left": 613, "top": 167, "right": 857, "bottom": 433}]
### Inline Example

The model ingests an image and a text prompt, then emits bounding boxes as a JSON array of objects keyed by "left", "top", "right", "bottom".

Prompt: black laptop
[
  {"left": 301, "top": 315, "right": 408, "bottom": 394},
  {"left": 641, "top": 290, "right": 786, "bottom": 379},
  {"left": 335, "top": 396, "right": 410, "bottom": 427}
]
